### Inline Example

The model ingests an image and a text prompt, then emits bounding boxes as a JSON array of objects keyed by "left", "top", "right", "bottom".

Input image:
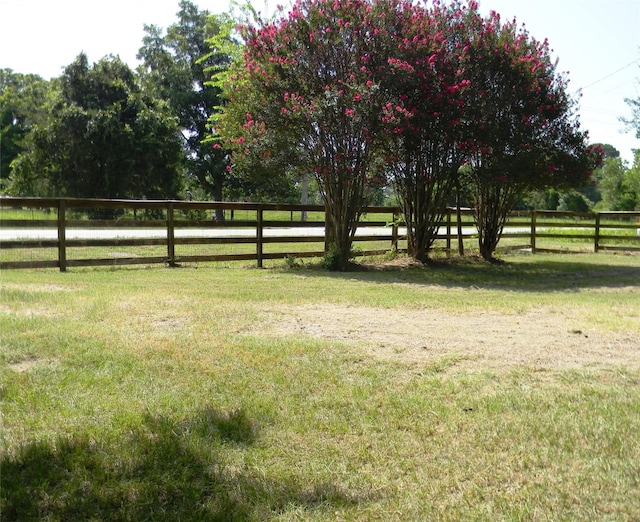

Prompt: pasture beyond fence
[{"left": 1, "top": 197, "right": 639, "bottom": 271}]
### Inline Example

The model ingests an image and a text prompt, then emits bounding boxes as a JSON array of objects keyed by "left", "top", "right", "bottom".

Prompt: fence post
[
  {"left": 456, "top": 205, "right": 464, "bottom": 256},
  {"left": 446, "top": 208, "right": 452, "bottom": 256},
  {"left": 167, "top": 201, "right": 176, "bottom": 266},
  {"left": 57, "top": 199, "right": 67, "bottom": 272},
  {"left": 594, "top": 212, "right": 600, "bottom": 253},
  {"left": 324, "top": 210, "right": 332, "bottom": 254},
  {"left": 257, "top": 206, "right": 264, "bottom": 268},
  {"left": 531, "top": 211, "right": 537, "bottom": 254},
  {"left": 392, "top": 208, "right": 399, "bottom": 252}
]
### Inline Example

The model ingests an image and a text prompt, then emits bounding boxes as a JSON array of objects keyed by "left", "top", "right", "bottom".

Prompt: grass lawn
[{"left": 1, "top": 252, "right": 639, "bottom": 520}]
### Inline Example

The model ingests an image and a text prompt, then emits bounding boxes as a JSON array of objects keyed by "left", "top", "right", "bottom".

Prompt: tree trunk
[
  {"left": 212, "top": 181, "right": 225, "bottom": 222},
  {"left": 473, "top": 181, "right": 522, "bottom": 261},
  {"left": 455, "top": 180, "right": 464, "bottom": 256},
  {"left": 301, "top": 173, "right": 309, "bottom": 222},
  {"left": 393, "top": 147, "right": 459, "bottom": 263},
  {"left": 325, "top": 210, "right": 355, "bottom": 271}
]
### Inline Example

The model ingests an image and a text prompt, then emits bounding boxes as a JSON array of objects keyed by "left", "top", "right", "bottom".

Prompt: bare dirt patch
[
  {"left": 0, "top": 283, "right": 75, "bottom": 293},
  {"left": 8, "top": 358, "right": 59, "bottom": 373},
  {"left": 256, "top": 304, "right": 640, "bottom": 372}
]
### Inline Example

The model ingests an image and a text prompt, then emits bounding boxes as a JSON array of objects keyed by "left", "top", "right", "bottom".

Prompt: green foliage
[
  {"left": 626, "top": 150, "right": 640, "bottom": 199},
  {"left": 138, "top": 2, "right": 233, "bottom": 209},
  {"left": 523, "top": 144, "right": 633, "bottom": 211},
  {"left": 595, "top": 155, "right": 639, "bottom": 211},
  {"left": 0, "top": 70, "right": 51, "bottom": 192},
  {"left": 322, "top": 245, "right": 346, "bottom": 272},
  {"left": 384, "top": 245, "right": 398, "bottom": 261},
  {"left": 7, "top": 54, "right": 183, "bottom": 204},
  {"left": 623, "top": 89, "right": 640, "bottom": 141},
  {"left": 557, "top": 190, "right": 592, "bottom": 212},
  {"left": 523, "top": 188, "right": 560, "bottom": 210},
  {"left": 592, "top": 142, "right": 621, "bottom": 160},
  {"left": 283, "top": 254, "right": 301, "bottom": 268},
  {"left": 322, "top": 245, "right": 360, "bottom": 271}
]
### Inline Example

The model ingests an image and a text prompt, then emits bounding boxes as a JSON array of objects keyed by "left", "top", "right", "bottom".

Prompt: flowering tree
[
  {"left": 381, "top": 1, "right": 472, "bottom": 262},
  {"left": 215, "top": 0, "right": 406, "bottom": 270},
  {"left": 216, "top": 0, "right": 601, "bottom": 266},
  {"left": 460, "top": 8, "right": 603, "bottom": 260}
]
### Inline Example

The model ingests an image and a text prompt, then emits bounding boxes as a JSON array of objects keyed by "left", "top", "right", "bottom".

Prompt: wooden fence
[{"left": 1, "top": 197, "right": 639, "bottom": 271}]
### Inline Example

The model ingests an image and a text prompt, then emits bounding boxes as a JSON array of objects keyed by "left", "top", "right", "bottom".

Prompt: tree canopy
[
  {"left": 215, "top": 0, "right": 601, "bottom": 265},
  {"left": 216, "top": 0, "right": 411, "bottom": 269},
  {"left": 138, "top": 1, "right": 228, "bottom": 208},
  {"left": 9, "top": 54, "right": 184, "bottom": 203},
  {"left": 0, "top": 70, "right": 50, "bottom": 191},
  {"left": 596, "top": 153, "right": 639, "bottom": 211},
  {"left": 458, "top": 8, "right": 603, "bottom": 259}
]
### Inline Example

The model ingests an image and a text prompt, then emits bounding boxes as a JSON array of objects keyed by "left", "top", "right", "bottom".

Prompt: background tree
[
  {"left": 595, "top": 155, "right": 637, "bottom": 210},
  {"left": 461, "top": 8, "right": 601, "bottom": 260},
  {"left": 138, "top": 1, "right": 256, "bottom": 218},
  {"left": 573, "top": 142, "right": 620, "bottom": 208},
  {"left": 625, "top": 150, "right": 640, "bottom": 208},
  {"left": 524, "top": 143, "right": 619, "bottom": 211},
  {"left": 206, "top": 8, "right": 301, "bottom": 205},
  {"left": 623, "top": 82, "right": 640, "bottom": 144},
  {"left": 216, "top": 0, "right": 405, "bottom": 270},
  {"left": 9, "top": 54, "right": 183, "bottom": 207},
  {"left": 593, "top": 143, "right": 621, "bottom": 160},
  {"left": 0, "top": 70, "right": 50, "bottom": 192}
]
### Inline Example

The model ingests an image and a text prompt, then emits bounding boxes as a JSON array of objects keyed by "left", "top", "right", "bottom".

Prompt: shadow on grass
[
  {"left": 1, "top": 407, "right": 360, "bottom": 521},
  {"left": 297, "top": 255, "right": 640, "bottom": 292}
]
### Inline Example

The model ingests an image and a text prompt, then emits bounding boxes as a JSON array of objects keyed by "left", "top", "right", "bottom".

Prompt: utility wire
[{"left": 581, "top": 56, "right": 640, "bottom": 90}]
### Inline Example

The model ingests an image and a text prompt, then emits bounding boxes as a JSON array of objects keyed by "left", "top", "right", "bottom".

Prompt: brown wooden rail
[
  {"left": 1, "top": 197, "right": 639, "bottom": 271},
  {"left": 0, "top": 198, "right": 403, "bottom": 271}
]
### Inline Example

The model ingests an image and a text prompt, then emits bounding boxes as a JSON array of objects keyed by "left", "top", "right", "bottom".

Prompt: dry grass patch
[
  {"left": 0, "top": 283, "right": 76, "bottom": 293},
  {"left": 0, "top": 304, "right": 58, "bottom": 318},
  {"left": 252, "top": 303, "right": 640, "bottom": 372}
]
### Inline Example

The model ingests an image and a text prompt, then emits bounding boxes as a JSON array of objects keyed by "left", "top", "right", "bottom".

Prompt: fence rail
[{"left": 1, "top": 197, "right": 639, "bottom": 271}]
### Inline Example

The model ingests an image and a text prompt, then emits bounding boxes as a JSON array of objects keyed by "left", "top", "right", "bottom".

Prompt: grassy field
[{"left": 1, "top": 253, "right": 640, "bottom": 520}]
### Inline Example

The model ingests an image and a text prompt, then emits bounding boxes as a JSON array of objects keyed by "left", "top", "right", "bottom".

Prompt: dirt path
[{"left": 257, "top": 303, "right": 640, "bottom": 372}]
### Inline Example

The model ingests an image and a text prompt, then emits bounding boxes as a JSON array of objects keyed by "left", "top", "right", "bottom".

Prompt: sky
[{"left": 1, "top": 0, "right": 639, "bottom": 163}]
